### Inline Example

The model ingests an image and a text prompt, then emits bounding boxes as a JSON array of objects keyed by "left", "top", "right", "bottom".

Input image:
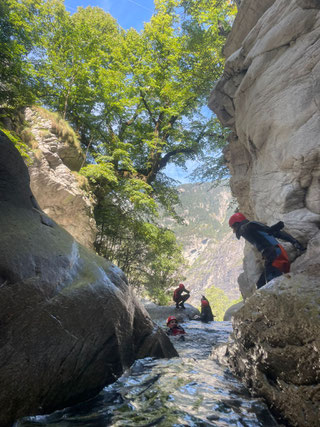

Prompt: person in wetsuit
[
  {"left": 166, "top": 316, "right": 186, "bottom": 337},
  {"left": 173, "top": 283, "right": 190, "bottom": 309},
  {"left": 229, "top": 213, "right": 306, "bottom": 289},
  {"left": 200, "top": 296, "right": 215, "bottom": 322}
]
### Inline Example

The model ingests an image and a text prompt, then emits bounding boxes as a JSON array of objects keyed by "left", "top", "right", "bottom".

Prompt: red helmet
[
  {"left": 178, "top": 283, "right": 185, "bottom": 289},
  {"left": 167, "top": 315, "right": 177, "bottom": 326},
  {"left": 229, "top": 213, "right": 247, "bottom": 227},
  {"left": 201, "top": 299, "right": 209, "bottom": 306}
]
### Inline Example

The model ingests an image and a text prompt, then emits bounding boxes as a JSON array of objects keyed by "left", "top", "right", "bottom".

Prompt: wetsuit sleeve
[{"left": 273, "top": 230, "right": 305, "bottom": 250}]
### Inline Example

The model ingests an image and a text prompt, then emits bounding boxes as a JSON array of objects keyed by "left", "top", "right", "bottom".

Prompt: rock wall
[
  {"left": 209, "top": 0, "right": 320, "bottom": 424},
  {"left": 209, "top": 0, "right": 320, "bottom": 297},
  {"left": 0, "top": 131, "right": 177, "bottom": 426},
  {"left": 25, "top": 107, "right": 97, "bottom": 249},
  {"left": 227, "top": 274, "right": 320, "bottom": 427}
]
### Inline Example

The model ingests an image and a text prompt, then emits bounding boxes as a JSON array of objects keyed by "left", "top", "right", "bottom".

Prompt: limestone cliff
[
  {"left": 209, "top": 1, "right": 320, "bottom": 425},
  {"left": 25, "top": 107, "right": 97, "bottom": 249}
]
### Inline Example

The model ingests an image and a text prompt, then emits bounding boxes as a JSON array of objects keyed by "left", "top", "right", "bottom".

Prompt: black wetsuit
[
  {"left": 200, "top": 304, "right": 214, "bottom": 323},
  {"left": 236, "top": 220, "right": 304, "bottom": 288}
]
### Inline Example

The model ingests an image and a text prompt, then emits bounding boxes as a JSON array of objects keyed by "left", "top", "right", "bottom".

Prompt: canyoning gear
[
  {"left": 167, "top": 315, "right": 177, "bottom": 326},
  {"left": 201, "top": 299, "right": 209, "bottom": 307},
  {"left": 270, "top": 244, "right": 290, "bottom": 274},
  {"left": 229, "top": 212, "right": 247, "bottom": 227},
  {"left": 179, "top": 283, "right": 185, "bottom": 289},
  {"left": 233, "top": 218, "right": 305, "bottom": 289},
  {"left": 166, "top": 324, "right": 186, "bottom": 336}
]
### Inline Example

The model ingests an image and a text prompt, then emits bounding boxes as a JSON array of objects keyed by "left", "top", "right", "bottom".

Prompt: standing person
[
  {"left": 228, "top": 213, "right": 306, "bottom": 289},
  {"left": 166, "top": 316, "right": 186, "bottom": 336},
  {"left": 200, "top": 296, "right": 215, "bottom": 323},
  {"left": 173, "top": 283, "right": 190, "bottom": 309}
]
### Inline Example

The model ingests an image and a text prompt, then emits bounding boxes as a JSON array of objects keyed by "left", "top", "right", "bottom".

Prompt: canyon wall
[
  {"left": 209, "top": 0, "right": 320, "bottom": 425},
  {"left": 209, "top": 0, "right": 320, "bottom": 297}
]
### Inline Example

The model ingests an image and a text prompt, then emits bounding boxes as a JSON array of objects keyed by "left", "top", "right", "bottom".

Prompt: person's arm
[{"left": 272, "top": 228, "right": 306, "bottom": 251}]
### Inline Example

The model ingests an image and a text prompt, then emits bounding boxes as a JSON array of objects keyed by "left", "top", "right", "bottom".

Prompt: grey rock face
[
  {"left": 25, "top": 107, "right": 97, "bottom": 249},
  {"left": 223, "top": 301, "right": 244, "bottom": 321},
  {"left": 209, "top": 0, "right": 320, "bottom": 297},
  {"left": 227, "top": 275, "right": 320, "bottom": 426},
  {"left": 208, "top": 0, "right": 320, "bottom": 424},
  {"left": 0, "top": 131, "right": 177, "bottom": 427}
]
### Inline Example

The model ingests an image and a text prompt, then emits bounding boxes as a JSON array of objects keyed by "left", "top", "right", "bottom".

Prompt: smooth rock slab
[{"left": 0, "top": 131, "right": 177, "bottom": 426}]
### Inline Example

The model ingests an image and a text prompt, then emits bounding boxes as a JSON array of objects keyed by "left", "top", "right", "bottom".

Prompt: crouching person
[{"left": 173, "top": 283, "right": 190, "bottom": 309}]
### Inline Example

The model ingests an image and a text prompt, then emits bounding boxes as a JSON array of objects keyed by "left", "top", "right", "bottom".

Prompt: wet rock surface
[
  {"left": 226, "top": 274, "right": 320, "bottom": 426},
  {"left": 0, "top": 132, "right": 177, "bottom": 426}
]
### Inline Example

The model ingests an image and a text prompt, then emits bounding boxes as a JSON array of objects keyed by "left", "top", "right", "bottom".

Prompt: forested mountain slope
[{"left": 163, "top": 183, "right": 244, "bottom": 302}]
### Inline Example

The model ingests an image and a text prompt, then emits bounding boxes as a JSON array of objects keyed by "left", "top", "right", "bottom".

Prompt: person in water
[
  {"left": 173, "top": 283, "right": 190, "bottom": 309},
  {"left": 200, "top": 296, "right": 215, "bottom": 322},
  {"left": 166, "top": 316, "right": 186, "bottom": 337},
  {"left": 228, "top": 213, "right": 306, "bottom": 289}
]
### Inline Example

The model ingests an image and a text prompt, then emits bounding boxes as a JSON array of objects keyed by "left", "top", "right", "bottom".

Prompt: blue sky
[
  {"left": 64, "top": 0, "right": 203, "bottom": 184},
  {"left": 65, "top": 0, "right": 155, "bottom": 30}
]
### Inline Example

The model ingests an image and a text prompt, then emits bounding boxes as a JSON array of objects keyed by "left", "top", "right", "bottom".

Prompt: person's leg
[
  {"left": 179, "top": 294, "right": 190, "bottom": 308},
  {"left": 256, "top": 264, "right": 282, "bottom": 289}
]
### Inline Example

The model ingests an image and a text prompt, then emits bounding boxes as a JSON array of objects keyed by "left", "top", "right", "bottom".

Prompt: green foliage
[
  {"left": 94, "top": 197, "right": 185, "bottom": 303},
  {"left": 0, "top": 127, "right": 30, "bottom": 162},
  {"left": 204, "top": 284, "right": 241, "bottom": 321},
  {"left": 2, "top": 0, "right": 237, "bottom": 301}
]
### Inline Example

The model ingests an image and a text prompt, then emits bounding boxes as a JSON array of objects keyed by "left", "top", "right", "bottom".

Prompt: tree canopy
[{"left": 1, "top": 0, "right": 237, "bottom": 302}]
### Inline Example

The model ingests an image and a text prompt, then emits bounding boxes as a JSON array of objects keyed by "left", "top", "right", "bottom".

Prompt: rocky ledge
[{"left": 227, "top": 274, "right": 320, "bottom": 427}]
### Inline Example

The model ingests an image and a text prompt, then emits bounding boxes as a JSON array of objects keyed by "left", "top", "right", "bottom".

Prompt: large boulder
[
  {"left": 227, "top": 274, "right": 320, "bottom": 426},
  {"left": 0, "top": 131, "right": 177, "bottom": 427},
  {"left": 209, "top": 0, "right": 320, "bottom": 296},
  {"left": 143, "top": 301, "right": 200, "bottom": 325}
]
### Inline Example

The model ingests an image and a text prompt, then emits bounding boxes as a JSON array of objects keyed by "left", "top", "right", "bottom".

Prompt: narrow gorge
[{"left": 1, "top": 0, "right": 319, "bottom": 426}]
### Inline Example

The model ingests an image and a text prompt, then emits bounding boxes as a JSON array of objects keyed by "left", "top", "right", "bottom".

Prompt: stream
[{"left": 17, "top": 321, "right": 278, "bottom": 426}]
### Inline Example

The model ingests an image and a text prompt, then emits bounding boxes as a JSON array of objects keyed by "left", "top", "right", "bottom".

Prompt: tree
[
  {"left": 0, "top": 0, "right": 37, "bottom": 109},
  {"left": 2, "top": 0, "right": 237, "bottom": 302},
  {"left": 204, "top": 284, "right": 240, "bottom": 321}
]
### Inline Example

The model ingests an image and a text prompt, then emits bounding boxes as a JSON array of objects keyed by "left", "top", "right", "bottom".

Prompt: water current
[{"left": 17, "top": 321, "right": 279, "bottom": 427}]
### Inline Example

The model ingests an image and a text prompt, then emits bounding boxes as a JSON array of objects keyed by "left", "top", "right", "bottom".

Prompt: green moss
[{"left": 0, "top": 126, "right": 31, "bottom": 163}]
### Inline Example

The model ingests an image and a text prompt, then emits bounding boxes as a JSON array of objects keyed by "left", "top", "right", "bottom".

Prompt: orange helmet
[
  {"left": 167, "top": 315, "right": 177, "bottom": 326},
  {"left": 178, "top": 283, "right": 185, "bottom": 289},
  {"left": 229, "top": 213, "right": 247, "bottom": 227},
  {"left": 201, "top": 299, "right": 209, "bottom": 306}
]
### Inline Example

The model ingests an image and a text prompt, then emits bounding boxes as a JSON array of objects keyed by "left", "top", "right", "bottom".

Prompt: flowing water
[{"left": 17, "top": 321, "right": 279, "bottom": 427}]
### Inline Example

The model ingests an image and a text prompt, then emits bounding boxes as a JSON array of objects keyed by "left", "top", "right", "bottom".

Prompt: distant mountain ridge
[{"left": 164, "top": 182, "right": 244, "bottom": 303}]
